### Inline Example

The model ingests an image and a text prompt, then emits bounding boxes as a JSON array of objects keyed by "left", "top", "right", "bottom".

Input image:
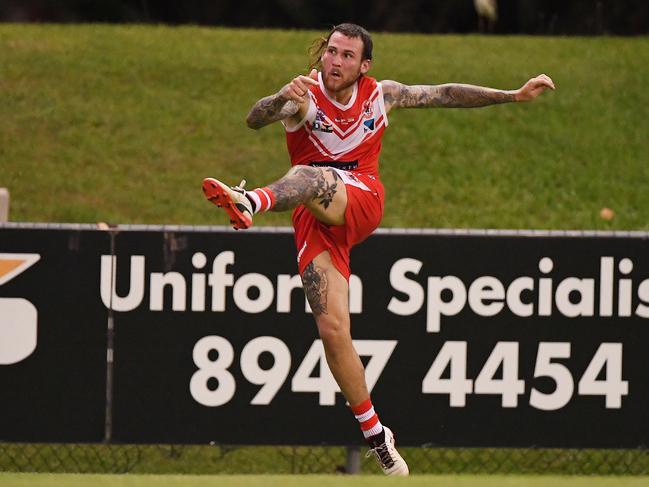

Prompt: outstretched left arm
[{"left": 381, "top": 74, "right": 555, "bottom": 112}]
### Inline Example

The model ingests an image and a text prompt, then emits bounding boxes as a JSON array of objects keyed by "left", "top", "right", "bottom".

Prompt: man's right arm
[
  {"left": 245, "top": 94, "right": 299, "bottom": 130},
  {"left": 246, "top": 69, "right": 319, "bottom": 130}
]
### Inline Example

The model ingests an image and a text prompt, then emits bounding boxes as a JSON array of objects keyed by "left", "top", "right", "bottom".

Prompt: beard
[{"left": 322, "top": 69, "right": 362, "bottom": 93}]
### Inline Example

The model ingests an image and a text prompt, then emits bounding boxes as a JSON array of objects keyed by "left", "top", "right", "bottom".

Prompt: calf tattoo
[
  {"left": 268, "top": 166, "right": 341, "bottom": 211},
  {"left": 302, "top": 262, "right": 328, "bottom": 315}
]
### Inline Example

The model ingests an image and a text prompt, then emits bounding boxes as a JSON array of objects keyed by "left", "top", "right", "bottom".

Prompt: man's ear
[{"left": 360, "top": 59, "right": 371, "bottom": 75}]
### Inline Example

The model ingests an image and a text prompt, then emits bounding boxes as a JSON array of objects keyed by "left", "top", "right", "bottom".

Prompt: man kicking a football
[{"left": 202, "top": 23, "right": 554, "bottom": 475}]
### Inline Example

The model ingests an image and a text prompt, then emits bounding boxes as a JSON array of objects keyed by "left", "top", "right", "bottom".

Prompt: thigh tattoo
[
  {"left": 302, "top": 262, "right": 328, "bottom": 316},
  {"left": 268, "top": 166, "right": 342, "bottom": 212},
  {"left": 313, "top": 168, "right": 341, "bottom": 209}
]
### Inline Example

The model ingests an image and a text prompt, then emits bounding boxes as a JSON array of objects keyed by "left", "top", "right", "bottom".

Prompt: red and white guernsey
[{"left": 283, "top": 72, "right": 388, "bottom": 177}]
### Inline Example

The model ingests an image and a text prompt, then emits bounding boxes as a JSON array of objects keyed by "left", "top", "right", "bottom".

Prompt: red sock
[
  {"left": 245, "top": 187, "right": 275, "bottom": 214},
  {"left": 351, "top": 398, "right": 384, "bottom": 439}
]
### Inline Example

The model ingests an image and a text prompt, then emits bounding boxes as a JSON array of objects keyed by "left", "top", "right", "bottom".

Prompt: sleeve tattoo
[
  {"left": 382, "top": 80, "right": 516, "bottom": 109},
  {"left": 246, "top": 93, "right": 300, "bottom": 129}
]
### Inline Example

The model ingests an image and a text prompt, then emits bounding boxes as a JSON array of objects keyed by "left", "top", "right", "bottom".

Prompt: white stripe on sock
[
  {"left": 354, "top": 407, "right": 375, "bottom": 423},
  {"left": 362, "top": 421, "right": 383, "bottom": 439},
  {"left": 258, "top": 189, "right": 272, "bottom": 211},
  {"left": 247, "top": 191, "right": 262, "bottom": 214}
]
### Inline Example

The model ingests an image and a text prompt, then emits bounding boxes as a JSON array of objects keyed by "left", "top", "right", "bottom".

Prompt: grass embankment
[{"left": 1, "top": 25, "right": 647, "bottom": 229}]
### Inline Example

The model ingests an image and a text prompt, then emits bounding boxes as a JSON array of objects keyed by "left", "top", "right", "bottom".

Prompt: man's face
[{"left": 321, "top": 31, "right": 371, "bottom": 93}]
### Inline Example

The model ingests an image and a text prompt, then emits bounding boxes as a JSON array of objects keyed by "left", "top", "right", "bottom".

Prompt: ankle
[
  {"left": 244, "top": 193, "right": 258, "bottom": 212},
  {"left": 246, "top": 187, "right": 275, "bottom": 214},
  {"left": 367, "top": 428, "right": 386, "bottom": 448},
  {"left": 351, "top": 398, "right": 384, "bottom": 443}
]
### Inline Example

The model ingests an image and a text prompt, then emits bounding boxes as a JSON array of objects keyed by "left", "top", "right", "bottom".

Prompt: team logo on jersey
[
  {"left": 312, "top": 108, "right": 334, "bottom": 133},
  {"left": 363, "top": 118, "right": 375, "bottom": 133},
  {"left": 312, "top": 120, "right": 334, "bottom": 133},
  {"left": 362, "top": 100, "right": 374, "bottom": 118}
]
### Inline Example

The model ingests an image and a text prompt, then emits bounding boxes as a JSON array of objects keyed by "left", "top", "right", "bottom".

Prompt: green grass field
[
  {"left": 2, "top": 474, "right": 649, "bottom": 487},
  {"left": 1, "top": 25, "right": 648, "bottom": 229}
]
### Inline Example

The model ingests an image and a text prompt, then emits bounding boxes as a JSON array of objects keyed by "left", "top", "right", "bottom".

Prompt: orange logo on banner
[
  {"left": 0, "top": 253, "right": 41, "bottom": 364},
  {"left": 0, "top": 260, "right": 24, "bottom": 278}
]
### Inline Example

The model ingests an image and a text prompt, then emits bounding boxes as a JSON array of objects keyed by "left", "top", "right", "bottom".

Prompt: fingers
[
  {"left": 290, "top": 79, "right": 310, "bottom": 102},
  {"left": 282, "top": 73, "right": 320, "bottom": 103},
  {"left": 517, "top": 73, "right": 555, "bottom": 102},
  {"left": 305, "top": 71, "right": 320, "bottom": 83},
  {"left": 533, "top": 73, "right": 555, "bottom": 90}
]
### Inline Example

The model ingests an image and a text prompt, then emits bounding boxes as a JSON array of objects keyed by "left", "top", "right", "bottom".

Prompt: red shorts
[{"left": 292, "top": 171, "right": 384, "bottom": 280}]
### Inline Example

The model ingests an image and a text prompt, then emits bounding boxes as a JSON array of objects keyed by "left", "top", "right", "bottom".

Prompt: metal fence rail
[{"left": 2, "top": 444, "right": 648, "bottom": 475}]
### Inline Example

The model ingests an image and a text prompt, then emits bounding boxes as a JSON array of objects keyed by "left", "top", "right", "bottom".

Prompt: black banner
[
  {"left": 0, "top": 228, "right": 107, "bottom": 442},
  {"left": 2, "top": 225, "right": 649, "bottom": 447},
  {"left": 354, "top": 233, "right": 649, "bottom": 448},
  {"left": 108, "top": 230, "right": 324, "bottom": 445}
]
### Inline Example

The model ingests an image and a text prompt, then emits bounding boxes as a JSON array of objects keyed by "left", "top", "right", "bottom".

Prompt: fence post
[
  {"left": 0, "top": 188, "right": 8, "bottom": 222},
  {"left": 346, "top": 446, "right": 361, "bottom": 474},
  {"left": 103, "top": 230, "right": 116, "bottom": 443}
]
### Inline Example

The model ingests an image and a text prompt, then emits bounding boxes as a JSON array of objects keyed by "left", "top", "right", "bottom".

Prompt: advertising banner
[
  {"left": 2, "top": 225, "right": 648, "bottom": 447},
  {"left": 105, "top": 229, "right": 649, "bottom": 447},
  {"left": 0, "top": 228, "right": 108, "bottom": 442}
]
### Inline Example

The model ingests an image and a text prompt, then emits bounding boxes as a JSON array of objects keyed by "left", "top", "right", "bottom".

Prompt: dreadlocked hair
[{"left": 308, "top": 23, "right": 373, "bottom": 71}]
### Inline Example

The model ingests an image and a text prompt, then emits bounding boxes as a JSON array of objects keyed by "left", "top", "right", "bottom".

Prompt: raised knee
[{"left": 287, "top": 165, "right": 319, "bottom": 178}]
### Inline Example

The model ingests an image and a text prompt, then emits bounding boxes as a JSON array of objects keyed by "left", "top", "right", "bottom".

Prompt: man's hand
[
  {"left": 279, "top": 69, "right": 319, "bottom": 105},
  {"left": 246, "top": 69, "right": 318, "bottom": 130},
  {"left": 515, "top": 74, "right": 555, "bottom": 102}
]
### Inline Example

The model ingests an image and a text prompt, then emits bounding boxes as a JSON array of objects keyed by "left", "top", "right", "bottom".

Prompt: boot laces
[
  {"left": 231, "top": 179, "right": 247, "bottom": 194},
  {"left": 365, "top": 442, "right": 395, "bottom": 469}
]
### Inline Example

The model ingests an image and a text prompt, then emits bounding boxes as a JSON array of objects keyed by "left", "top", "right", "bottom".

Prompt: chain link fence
[{"left": 2, "top": 443, "right": 648, "bottom": 475}]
